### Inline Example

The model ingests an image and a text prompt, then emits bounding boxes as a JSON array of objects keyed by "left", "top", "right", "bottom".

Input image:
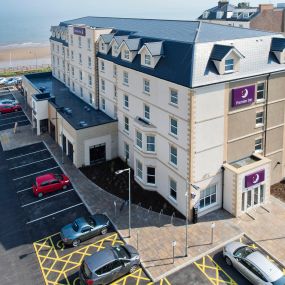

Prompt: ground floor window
[
  {"left": 136, "top": 160, "right": 143, "bottom": 180},
  {"left": 147, "top": 167, "right": 155, "bottom": 185},
  {"left": 170, "top": 178, "right": 177, "bottom": 200},
  {"left": 199, "top": 185, "right": 217, "bottom": 209},
  {"left": 124, "top": 142, "right": 129, "bottom": 161}
]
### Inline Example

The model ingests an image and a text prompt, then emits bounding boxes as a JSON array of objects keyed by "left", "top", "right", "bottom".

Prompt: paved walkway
[{"left": 2, "top": 89, "right": 284, "bottom": 281}]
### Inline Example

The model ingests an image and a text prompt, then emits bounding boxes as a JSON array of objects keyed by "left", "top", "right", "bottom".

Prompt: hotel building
[{"left": 22, "top": 17, "right": 285, "bottom": 219}]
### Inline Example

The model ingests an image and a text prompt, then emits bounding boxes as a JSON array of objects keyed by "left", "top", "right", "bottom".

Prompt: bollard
[
  {"left": 170, "top": 212, "right": 175, "bottom": 225},
  {"left": 172, "top": 240, "right": 176, "bottom": 264},
  {"left": 147, "top": 206, "right": 152, "bottom": 214},
  {"left": 158, "top": 209, "right": 163, "bottom": 224},
  {"left": 211, "top": 222, "right": 216, "bottom": 244}
]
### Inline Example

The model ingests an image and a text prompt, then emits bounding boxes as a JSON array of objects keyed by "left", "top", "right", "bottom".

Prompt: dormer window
[
  {"left": 203, "top": 11, "right": 209, "bottom": 19},
  {"left": 124, "top": 50, "right": 130, "bottom": 60},
  {"left": 216, "top": 11, "right": 224, "bottom": 19},
  {"left": 113, "top": 44, "right": 119, "bottom": 56},
  {"left": 225, "top": 58, "right": 234, "bottom": 73},
  {"left": 271, "top": 37, "right": 285, "bottom": 64},
  {"left": 144, "top": 54, "right": 151, "bottom": 66},
  {"left": 138, "top": 41, "right": 164, "bottom": 68},
  {"left": 101, "top": 42, "right": 105, "bottom": 51}
]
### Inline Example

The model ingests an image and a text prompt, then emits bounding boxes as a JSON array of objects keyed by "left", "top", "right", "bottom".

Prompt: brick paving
[{"left": 3, "top": 89, "right": 284, "bottom": 281}]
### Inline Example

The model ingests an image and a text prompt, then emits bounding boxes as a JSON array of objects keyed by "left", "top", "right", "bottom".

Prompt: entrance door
[
  {"left": 67, "top": 141, "right": 73, "bottom": 162},
  {"left": 241, "top": 185, "right": 265, "bottom": 212},
  {"left": 62, "top": 135, "right": 66, "bottom": 154},
  {"left": 50, "top": 121, "right": 55, "bottom": 141},
  {"left": 89, "top": 144, "right": 106, "bottom": 165}
]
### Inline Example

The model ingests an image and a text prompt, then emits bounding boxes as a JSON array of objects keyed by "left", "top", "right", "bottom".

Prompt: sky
[{"left": 0, "top": 0, "right": 280, "bottom": 45}]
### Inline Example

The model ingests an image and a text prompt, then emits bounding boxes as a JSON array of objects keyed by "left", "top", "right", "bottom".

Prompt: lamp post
[
  {"left": 115, "top": 168, "right": 131, "bottom": 238},
  {"left": 185, "top": 181, "right": 200, "bottom": 257}
]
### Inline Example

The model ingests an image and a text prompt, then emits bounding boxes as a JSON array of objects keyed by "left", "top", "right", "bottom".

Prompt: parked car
[
  {"left": 223, "top": 242, "right": 285, "bottom": 285},
  {"left": 0, "top": 78, "right": 8, "bottom": 85},
  {"left": 0, "top": 99, "right": 18, "bottom": 105},
  {"left": 0, "top": 103, "right": 21, "bottom": 114},
  {"left": 79, "top": 244, "right": 140, "bottom": 285},
  {"left": 14, "top": 76, "right": 22, "bottom": 83},
  {"left": 32, "top": 173, "right": 70, "bottom": 198},
  {"left": 4, "top": 78, "right": 18, "bottom": 86},
  {"left": 60, "top": 214, "right": 110, "bottom": 247}
]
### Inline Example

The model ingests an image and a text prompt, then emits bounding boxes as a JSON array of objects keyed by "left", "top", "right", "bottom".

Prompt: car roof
[
  {"left": 85, "top": 247, "right": 116, "bottom": 271},
  {"left": 246, "top": 251, "right": 283, "bottom": 282},
  {"left": 36, "top": 173, "right": 55, "bottom": 183},
  {"left": 75, "top": 217, "right": 89, "bottom": 228}
]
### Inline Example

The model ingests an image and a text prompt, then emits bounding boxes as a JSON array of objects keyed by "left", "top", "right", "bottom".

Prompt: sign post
[{"left": 172, "top": 240, "right": 176, "bottom": 264}]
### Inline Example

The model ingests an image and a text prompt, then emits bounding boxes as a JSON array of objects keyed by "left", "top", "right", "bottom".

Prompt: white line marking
[
  {"left": 21, "top": 189, "right": 74, "bottom": 207},
  {"left": 0, "top": 119, "right": 28, "bottom": 127},
  {"left": 26, "top": 202, "right": 84, "bottom": 224},
  {"left": 9, "top": 157, "right": 53, "bottom": 170},
  {"left": 17, "top": 187, "right": 32, "bottom": 193},
  {"left": 6, "top": 149, "right": 47, "bottom": 160},
  {"left": 13, "top": 166, "right": 60, "bottom": 181},
  {"left": 0, "top": 114, "right": 26, "bottom": 122}
]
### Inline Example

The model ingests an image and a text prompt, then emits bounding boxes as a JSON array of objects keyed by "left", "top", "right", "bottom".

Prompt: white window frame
[
  {"left": 255, "top": 138, "right": 263, "bottom": 153},
  {"left": 136, "top": 160, "right": 143, "bottom": 180},
  {"left": 170, "top": 89, "right": 178, "bottom": 105},
  {"left": 146, "top": 167, "right": 155, "bottom": 185},
  {"left": 124, "top": 116, "right": 129, "bottom": 132},
  {"left": 170, "top": 145, "right": 177, "bottom": 166},
  {"left": 113, "top": 65, "right": 117, "bottom": 77},
  {"left": 144, "top": 54, "right": 151, "bottom": 65},
  {"left": 123, "top": 71, "right": 129, "bottom": 85},
  {"left": 136, "top": 131, "right": 143, "bottom": 149},
  {"left": 88, "top": 75, "right": 92, "bottom": 86},
  {"left": 124, "top": 142, "right": 129, "bottom": 160},
  {"left": 144, "top": 104, "right": 150, "bottom": 120},
  {"left": 79, "top": 53, "right": 82, "bottom": 64},
  {"left": 89, "top": 93, "right": 93, "bottom": 104},
  {"left": 71, "top": 66, "right": 74, "bottom": 77},
  {"left": 101, "top": 60, "right": 105, "bottom": 72},
  {"left": 101, "top": 98, "right": 105, "bottom": 110},
  {"left": 225, "top": 58, "right": 234, "bottom": 73},
  {"left": 124, "top": 49, "right": 130, "bottom": 60},
  {"left": 70, "top": 35, "right": 73, "bottom": 45},
  {"left": 71, "top": 51, "right": 74, "bottom": 60},
  {"left": 169, "top": 178, "right": 177, "bottom": 201},
  {"left": 256, "top": 82, "right": 265, "bottom": 102},
  {"left": 78, "top": 36, "right": 82, "bottom": 48},
  {"left": 143, "top": 79, "right": 150, "bottom": 93},
  {"left": 170, "top": 117, "right": 178, "bottom": 136},
  {"left": 87, "top": 38, "right": 91, "bottom": 50},
  {"left": 88, "top": 56, "right": 92, "bottom": 68},
  {"left": 146, "top": 135, "right": 155, "bottom": 152},
  {"left": 80, "top": 87, "right": 83, "bottom": 97},
  {"left": 199, "top": 184, "right": 217, "bottom": 210},
  {"left": 124, "top": 94, "right": 129, "bottom": 109},
  {"left": 101, "top": 79, "right": 105, "bottom": 92},
  {"left": 79, "top": 71, "right": 83, "bottom": 81},
  {"left": 256, "top": 111, "right": 264, "bottom": 127}
]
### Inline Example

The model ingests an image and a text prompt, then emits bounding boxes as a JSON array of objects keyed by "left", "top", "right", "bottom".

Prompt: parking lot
[{"left": 0, "top": 88, "right": 30, "bottom": 131}]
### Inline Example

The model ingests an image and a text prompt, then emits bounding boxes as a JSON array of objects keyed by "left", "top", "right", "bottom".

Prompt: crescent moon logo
[
  {"left": 241, "top": 89, "right": 248, "bottom": 99},
  {"left": 252, "top": 174, "right": 259, "bottom": 184}
]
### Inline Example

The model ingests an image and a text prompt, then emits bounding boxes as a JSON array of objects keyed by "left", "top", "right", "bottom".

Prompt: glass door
[
  {"left": 254, "top": 187, "right": 259, "bottom": 206},
  {"left": 247, "top": 190, "right": 252, "bottom": 210}
]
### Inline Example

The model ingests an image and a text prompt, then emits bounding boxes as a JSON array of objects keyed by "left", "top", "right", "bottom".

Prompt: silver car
[
  {"left": 0, "top": 99, "right": 18, "bottom": 105},
  {"left": 223, "top": 242, "right": 285, "bottom": 285},
  {"left": 79, "top": 244, "right": 140, "bottom": 285}
]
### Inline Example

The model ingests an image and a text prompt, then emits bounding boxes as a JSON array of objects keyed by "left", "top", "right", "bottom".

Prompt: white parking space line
[
  {"left": 26, "top": 202, "right": 84, "bottom": 224},
  {"left": 17, "top": 187, "right": 32, "bottom": 193},
  {"left": 0, "top": 115, "right": 26, "bottom": 122},
  {"left": 13, "top": 166, "right": 60, "bottom": 181},
  {"left": 6, "top": 149, "right": 47, "bottom": 160},
  {"left": 0, "top": 119, "right": 29, "bottom": 127},
  {"left": 0, "top": 111, "right": 24, "bottom": 117},
  {"left": 9, "top": 157, "right": 53, "bottom": 170},
  {"left": 21, "top": 189, "right": 74, "bottom": 208}
]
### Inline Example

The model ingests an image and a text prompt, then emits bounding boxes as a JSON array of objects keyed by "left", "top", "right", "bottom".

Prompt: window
[
  {"left": 101, "top": 98, "right": 105, "bottom": 110},
  {"left": 255, "top": 138, "right": 263, "bottom": 152},
  {"left": 80, "top": 87, "right": 83, "bottom": 97},
  {"left": 113, "top": 65, "right": 117, "bottom": 77},
  {"left": 124, "top": 116, "right": 129, "bottom": 132},
  {"left": 71, "top": 51, "right": 74, "bottom": 60},
  {"left": 144, "top": 104, "right": 150, "bottom": 120},
  {"left": 79, "top": 71, "right": 83, "bottom": 81},
  {"left": 87, "top": 38, "right": 91, "bottom": 50},
  {"left": 57, "top": 57, "right": 59, "bottom": 66},
  {"left": 71, "top": 66, "right": 74, "bottom": 76},
  {"left": 113, "top": 44, "right": 119, "bottom": 55},
  {"left": 136, "top": 160, "right": 143, "bottom": 180},
  {"left": 114, "top": 85, "right": 117, "bottom": 97},
  {"left": 52, "top": 43, "right": 55, "bottom": 51},
  {"left": 72, "top": 82, "right": 75, "bottom": 91},
  {"left": 89, "top": 93, "right": 93, "bottom": 104},
  {"left": 225, "top": 58, "right": 234, "bottom": 72},
  {"left": 101, "top": 42, "right": 105, "bottom": 51},
  {"left": 143, "top": 79, "right": 150, "bottom": 93},
  {"left": 144, "top": 54, "right": 151, "bottom": 65},
  {"left": 256, "top": 112, "right": 264, "bottom": 126},
  {"left": 147, "top": 167, "right": 155, "bottom": 184},
  {"left": 170, "top": 118, "right": 178, "bottom": 136},
  {"left": 66, "top": 49, "right": 69, "bottom": 58},
  {"left": 88, "top": 75, "right": 92, "bottom": 86},
  {"left": 199, "top": 185, "right": 217, "bottom": 209},
  {"left": 67, "top": 77, "right": 70, "bottom": 86},
  {"left": 58, "top": 70, "right": 60, "bottom": 79},
  {"left": 123, "top": 71, "right": 129, "bottom": 85},
  {"left": 114, "top": 105, "right": 118, "bottom": 119},
  {"left": 70, "top": 35, "right": 73, "bottom": 45},
  {"left": 101, "top": 61, "right": 105, "bottom": 71},
  {"left": 62, "top": 47, "right": 65, "bottom": 55},
  {"left": 257, "top": 82, "right": 265, "bottom": 101},
  {"left": 170, "top": 89, "right": 178, "bottom": 105},
  {"left": 67, "top": 63, "right": 70, "bottom": 72},
  {"left": 88, "top": 56, "right": 91, "bottom": 68},
  {"left": 170, "top": 145, "right": 177, "bottom": 165},
  {"left": 136, "top": 131, "right": 143, "bottom": 148},
  {"left": 124, "top": 49, "right": 130, "bottom": 60},
  {"left": 79, "top": 53, "right": 82, "bottom": 64},
  {"left": 170, "top": 178, "right": 177, "bottom": 200},
  {"left": 101, "top": 79, "right": 105, "bottom": 92},
  {"left": 124, "top": 142, "right": 129, "bottom": 160},
  {"left": 52, "top": 55, "right": 55, "bottom": 64},
  {"left": 124, "top": 94, "right": 129, "bottom": 108},
  {"left": 147, "top": 136, "right": 155, "bottom": 152}
]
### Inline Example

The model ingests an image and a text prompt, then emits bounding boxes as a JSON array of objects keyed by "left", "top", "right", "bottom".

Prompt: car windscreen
[
  {"left": 72, "top": 221, "right": 79, "bottom": 232},
  {"left": 82, "top": 262, "right": 92, "bottom": 279},
  {"left": 273, "top": 276, "right": 285, "bottom": 285},
  {"left": 114, "top": 246, "right": 130, "bottom": 259},
  {"left": 87, "top": 217, "right": 96, "bottom": 227},
  {"left": 54, "top": 174, "right": 63, "bottom": 180},
  {"left": 234, "top": 246, "right": 255, "bottom": 258}
]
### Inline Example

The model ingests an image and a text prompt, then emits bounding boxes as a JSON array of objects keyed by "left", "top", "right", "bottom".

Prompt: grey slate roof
[
  {"left": 210, "top": 45, "right": 233, "bottom": 61},
  {"left": 143, "top": 42, "right": 164, "bottom": 56},
  {"left": 271, "top": 37, "right": 285, "bottom": 52},
  {"left": 101, "top": 33, "right": 115, "bottom": 44},
  {"left": 112, "top": 35, "right": 129, "bottom": 46},
  {"left": 60, "top": 17, "right": 272, "bottom": 43},
  {"left": 122, "top": 38, "right": 141, "bottom": 51}
]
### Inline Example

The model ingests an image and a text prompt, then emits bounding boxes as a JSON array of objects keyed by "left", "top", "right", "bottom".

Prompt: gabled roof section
[
  {"left": 271, "top": 37, "right": 285, "bottom": 52},
  {"left": 100, "top": 33, "right": 115, "bottom": 44},
  {"left": 111, "top": 35, "right": 129, "bottom": 46},
  {"left": 210, "top": 44, "right": 244, "bottom": 61},
  {"left": 141, "top": 42, "right": 164, "bottom": 56},
  {"left": 121, "top": 38, "right": 141, "bottom": 51}
]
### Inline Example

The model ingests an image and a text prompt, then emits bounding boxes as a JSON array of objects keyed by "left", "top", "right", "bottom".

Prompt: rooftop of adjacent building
[
  {"left": 25, "top": 72, "right": 116, "bottom": 130},
  {"left": 59, "top": 16, "right": 274, "bottom": 44}
]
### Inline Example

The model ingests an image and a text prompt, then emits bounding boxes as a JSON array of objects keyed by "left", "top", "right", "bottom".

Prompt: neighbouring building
[
  {"left": 198, "top": 0, "right": 285, "bottom": 33},
  {"left": 22, "top": 17, "right": 285, "bottom": 220}
]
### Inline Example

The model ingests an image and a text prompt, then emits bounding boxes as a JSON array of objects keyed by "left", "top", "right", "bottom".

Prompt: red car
[
  {"left": 32, "top": 173, "right": 70, "bottom": 198},
  {"left": 0, "top": 103, "right": 21, "bottom": 114}
]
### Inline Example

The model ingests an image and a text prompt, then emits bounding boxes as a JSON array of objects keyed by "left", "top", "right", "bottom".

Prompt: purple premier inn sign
[
  {"left": 245, "top": 169, "right": 265, "bottom": 188},
  {"left": 74, "top": 27, "right": 86, "bottom": 36},
  {"left": 232, "top": 85, "right": 255, "bottom": 107}
]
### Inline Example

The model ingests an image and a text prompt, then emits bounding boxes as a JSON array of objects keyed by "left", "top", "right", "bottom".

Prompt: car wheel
[
  {"left": 225, "top": 256, "right": 232, "bottom": 266},
  {"left": 129, "top": 265, "right": 138, "bottom": 273},
  {"left": 101, "top": 227, "right": 108, "bottom": 235},
  {"left": 38, "top": 192, "right": 43, "bottom": 198},
  {"left": 72, "top": 239, "right": 80, "bottom": 247},
  {"left": 62, "top": 185, "right": 67, "bottom": 190}
]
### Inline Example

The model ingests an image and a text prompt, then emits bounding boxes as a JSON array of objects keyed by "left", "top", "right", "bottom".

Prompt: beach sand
[{"left": 0, "top": 44, "right": 51, "bottom": 68}]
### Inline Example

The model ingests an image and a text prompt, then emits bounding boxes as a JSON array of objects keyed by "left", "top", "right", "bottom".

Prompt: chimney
[
  {"left": 218, "top": 0, "right": 229, "bottom": 8},
  {"left": 259, "top": 4, "right": 274, "bottom": 12}
]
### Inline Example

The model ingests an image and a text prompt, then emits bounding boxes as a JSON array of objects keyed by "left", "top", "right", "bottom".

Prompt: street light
[
  {"left": 115, "top": 168, "right": 131, "bottom": 238},
  {"left": 185, "top": 181, "right": 200, "bottom": 257}
]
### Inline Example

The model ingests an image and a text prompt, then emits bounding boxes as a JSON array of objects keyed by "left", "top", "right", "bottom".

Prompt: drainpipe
[
  {"left": 264, "top": 73, "right": 271, "bottom": 156},
  {"left": 221, "top": 166, "right": 225, "bottom": 209}
]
